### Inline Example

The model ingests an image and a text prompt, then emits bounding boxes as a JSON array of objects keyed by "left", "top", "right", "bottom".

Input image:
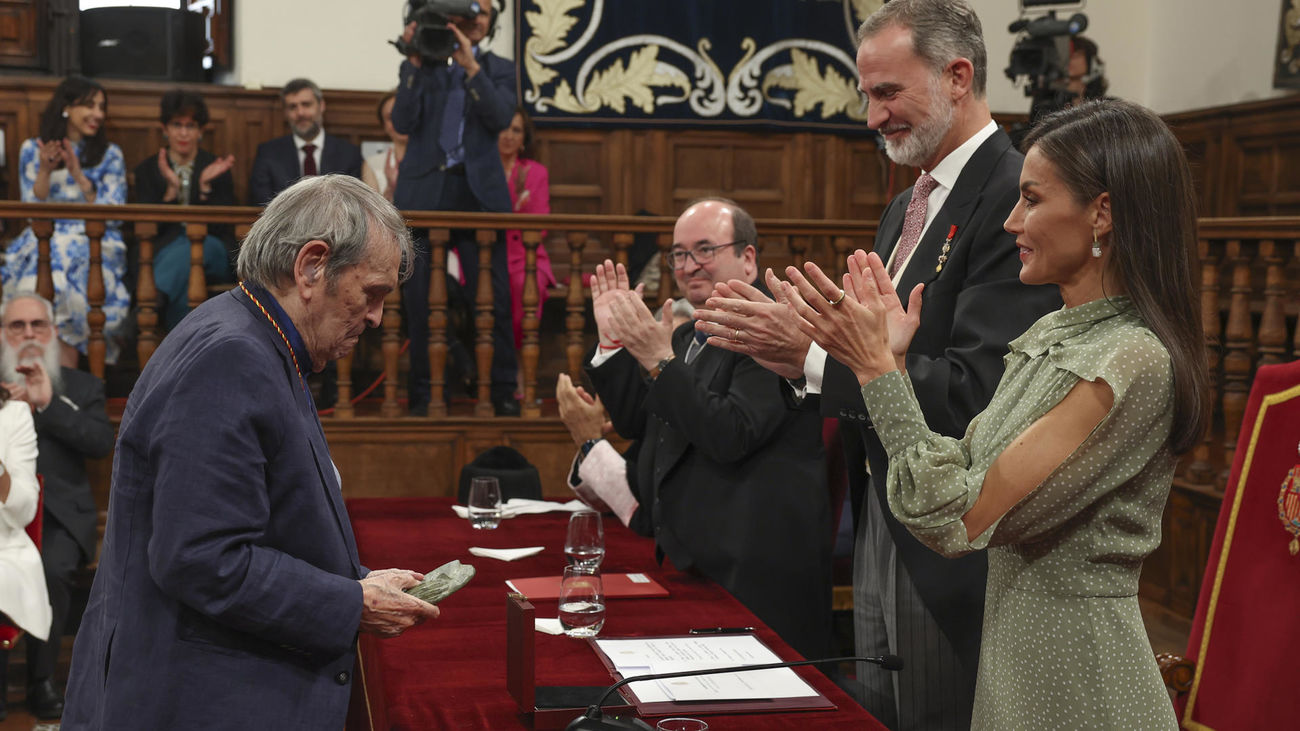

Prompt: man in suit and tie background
[
  {"left": 584, "top": 199, "right": 833, "bottom": 661},
  {"left": 248, "top": 78, "right": 363, "bottom": 207},
  {"left": 693, "top": 1, "right": 1061, "bottom": 727},
  {"left": 0, "top": 294, "right": 114, "bottom": 720},
  {"left": 62, "top": 176, "right": 439, "bottom": 730},
  {"left": 392, "top": 6, "right": 519, "bottom": 416},
  {"left": 248, "top": 77, "right": 364, "bottom": 409}
]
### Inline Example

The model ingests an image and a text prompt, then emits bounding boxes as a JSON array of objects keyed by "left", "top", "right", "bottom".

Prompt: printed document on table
[{"left": 594, "top": 635, "right": 818, "bottom": 702}]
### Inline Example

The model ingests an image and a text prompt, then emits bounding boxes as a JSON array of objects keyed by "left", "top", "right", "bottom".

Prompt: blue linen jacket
[{"left": 63, "top": 288, "right": 365, "bottom": 730}]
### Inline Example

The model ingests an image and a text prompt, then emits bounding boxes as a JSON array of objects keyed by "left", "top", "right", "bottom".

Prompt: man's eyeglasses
[
  {"left": 669, "top": 241, "right": 746, "bottom": 269},
  {"left": 4, "top": 319, "right": 52, "bottom": 336}
]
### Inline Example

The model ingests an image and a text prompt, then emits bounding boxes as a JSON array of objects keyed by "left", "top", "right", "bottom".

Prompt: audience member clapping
[
  {"left": 1, "top": 75, "right": 130, "bottom": 368},
  {"left": 361, "top": 90, "right": 406, "bottom": 201},
  {"left": 133, "top": 89, "right": 238, "bottom": 330}
]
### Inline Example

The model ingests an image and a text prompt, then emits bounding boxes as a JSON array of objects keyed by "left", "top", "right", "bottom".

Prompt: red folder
[{"left": 505, "top": 572, "right": 669, "bottom": 600}]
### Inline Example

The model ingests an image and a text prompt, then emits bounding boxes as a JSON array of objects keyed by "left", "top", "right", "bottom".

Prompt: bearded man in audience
[{"left": 0, "top": 293, "right": 114, "bottom": 721}]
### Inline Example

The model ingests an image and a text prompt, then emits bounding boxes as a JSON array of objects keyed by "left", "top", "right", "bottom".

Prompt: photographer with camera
[{"left": 392, "top": 1, "right": 520, "bottom": 416}]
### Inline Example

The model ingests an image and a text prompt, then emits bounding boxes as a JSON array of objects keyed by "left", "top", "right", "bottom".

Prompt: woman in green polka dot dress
[{"left": 782, "top": 99, "right": 1208, "bottom": 730}]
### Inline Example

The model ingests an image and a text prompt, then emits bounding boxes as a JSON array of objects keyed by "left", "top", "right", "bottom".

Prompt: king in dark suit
[
  {"left": 584, "top": 199, "right": 833, "bottom": 660},
  {"left": 0, "top": 294, "right": 114, "bottom": 721},
  {"left": 62, "top": 176, "right": 439, "bottom": 730},
  {"left": 693, "top": 2, "right": 1060, "bottom": 727},
  {"left": 248, "top": 78, "right": 363, "bottom": 206}
]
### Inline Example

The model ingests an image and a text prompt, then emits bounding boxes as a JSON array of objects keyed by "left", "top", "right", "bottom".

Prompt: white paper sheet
[{"left": 594, "top": 636, "right": 817, "bottom": 702}]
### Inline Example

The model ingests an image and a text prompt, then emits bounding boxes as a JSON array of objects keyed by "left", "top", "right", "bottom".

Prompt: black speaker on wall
[{"left": 80, "top": 7, "right": 205, "bottom": 82}]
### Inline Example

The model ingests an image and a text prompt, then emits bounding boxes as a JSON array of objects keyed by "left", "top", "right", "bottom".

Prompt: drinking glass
[
  {"left": 467, "top": 477, "right": 502, "bottom": 530},
  {"left": 656, "top": 719, "right": 708, "bottom": 731},
  {"left": 564, "top": 510, "right": 605, "bottom": 569},
  {"left": 558, "top": 566, "right": 605, "bottom": 637}
]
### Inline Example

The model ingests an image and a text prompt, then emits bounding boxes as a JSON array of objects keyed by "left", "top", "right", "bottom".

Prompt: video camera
[
  {"left": 1004, "top": 0, "right": 1091, "bottom": 124},
  {"left": 392, "top": 0, "right": 486, "bottom": 65}
]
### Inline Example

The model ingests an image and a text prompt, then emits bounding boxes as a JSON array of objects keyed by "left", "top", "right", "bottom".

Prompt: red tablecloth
[{"left": 347, "top": 497, "right": 885, "bottom": 730}]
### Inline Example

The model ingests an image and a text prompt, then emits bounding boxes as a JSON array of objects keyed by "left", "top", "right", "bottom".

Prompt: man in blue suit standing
[
  {"left": 62, "top": 175, "right": 440, "bottom": 730},
  {"left": 248, "top": 78, "right": 364, "bottom": 206},
  {"left": 392, "top": 6, "right": 520, "bottom": 416}
]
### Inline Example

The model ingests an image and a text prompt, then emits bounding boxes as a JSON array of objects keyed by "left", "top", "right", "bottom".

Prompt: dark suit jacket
[
  {"left": 35, "top": 367, "right": 115, "bottom": 562},
  {"left": 133, "top": 148, "right": 238, "bottom": 261},
  {"left": 248, "top": 133, "right": 363, "bottom": 205},
  {"left": 588, "top": 322, "right": 833, "bottom": 659},
  {"left": 820, "top": 129, "right": 1062, "bottom": 671},
  {"left": 391, "top": 53, "right": 516, "bottom": 213},
  {"left": 64, "top": 289, "right": 365, "bottom": 730}
]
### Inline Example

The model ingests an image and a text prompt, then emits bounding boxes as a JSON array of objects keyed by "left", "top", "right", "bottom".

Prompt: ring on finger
[
  {"left": 732, "top": 328, "right": 741, "bottom": 341},
  {"left": 828, "top": 289, "right": 846, "bottom": 306}
]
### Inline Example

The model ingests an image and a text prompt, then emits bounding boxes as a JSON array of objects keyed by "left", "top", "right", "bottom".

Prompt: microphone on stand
[{"left": 564, "top": 654, "right": 904, "bottom": 731}]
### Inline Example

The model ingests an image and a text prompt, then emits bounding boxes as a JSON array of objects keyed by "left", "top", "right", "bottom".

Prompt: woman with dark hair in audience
[
  {"left": 497, "top": 105, "right": 555, "bottom": 351},
  {"left": 133, "top": 89, "right": 237, "bottom": 331},
  {"left": 781, "top": 99, "right": 1205, "bottom": 729},
  {"left": 0, "top": 381, "right": 48, "bottom": 721},
  {"left": 361, "top": 90, "right": 406, "bottom": 202},
  {"left": 2, "top": 76, "right": 129, "bottom": 367}
]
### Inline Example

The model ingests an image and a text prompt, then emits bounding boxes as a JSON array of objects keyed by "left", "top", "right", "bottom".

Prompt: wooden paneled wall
[{"left": 0, "top": 75, "right": 911, "bottom": 221}]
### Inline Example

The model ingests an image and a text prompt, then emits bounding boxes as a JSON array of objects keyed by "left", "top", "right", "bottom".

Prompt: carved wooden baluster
[
  {"left": 186, "top": 223, "right": 208, "bottom": 311},
  {"left": 380, "top": 282, "right": 403, "bottom": 418},
  {"left": 657, "top": 232, "right": 673, "bottom": 302},
  {"left": 1256, "top": 239, "right": 1287, "bottom": 366},
  {"left": 32, "top": 219, "right": 54, "bottom": 301},
  {"left": 656, "top": 232, "right": 673, "bottom": 304},
  {"left": 1186, "top": 237, "right": 1221, "bottom": 485},
  {"left": 474, "top": 229, "right": 496, "bottom": 417},
  {"left": 1219, "top": 239, "right": 1255, "bottom": 486},
  {"left": 520, "top": 230, "right": 542, "bottom": 418},
  {"left": 832, "top": 235, "right": 853, "bottom": 281},
  {"left": 612, "top": 232, "right": 632, "bottom": 270},
  {"left": 428, "top": 228, "right": 450, "bottom": 418},
  {"left": 85, "top": 220, "right": 107, "bottom": 379},
  {"left": 332, "top": 353, "right": 354, "bottom": 419},
  {"left": 135, "top": 222, "right": 161, "bottom": 368},
  {"left": 790, "top": 236, "right": 811, "bottom": 270},
  {"left": 565, "top": 231, "right": 588, "bottom": 380}
]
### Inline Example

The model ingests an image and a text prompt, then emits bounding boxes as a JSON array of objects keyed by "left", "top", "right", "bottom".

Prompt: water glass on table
[
  {"left": 558, "top": 566, "right": 605, "bottom": 637},
  {"left": 564, "top": 509, "right": 605, "bottom": 569},
  {"left": 467, "top": 477, "right": 502, "bottom": 530}
]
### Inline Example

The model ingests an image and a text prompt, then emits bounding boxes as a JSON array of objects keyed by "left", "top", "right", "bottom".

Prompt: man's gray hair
[
  {"left": 283, "top": 77, "right": 323, "bottom": 103},
  {"left": 236, "top": 175, "right": 413, "bottom": 290},
  {"left": 856, "top": 0, "right": 988, "bottom": 98},
  {"left": 0, "top": 292, "right": 56, "bottom": 324}
]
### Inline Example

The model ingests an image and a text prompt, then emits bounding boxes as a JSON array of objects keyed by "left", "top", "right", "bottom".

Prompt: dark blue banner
[{"left": 515, "top": 0, "right": 883, "bottom": 133}]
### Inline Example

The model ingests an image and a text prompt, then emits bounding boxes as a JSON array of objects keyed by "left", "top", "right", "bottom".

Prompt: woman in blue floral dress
[{"left": 3, "top": 76, "right": 130, "bottom": 366}]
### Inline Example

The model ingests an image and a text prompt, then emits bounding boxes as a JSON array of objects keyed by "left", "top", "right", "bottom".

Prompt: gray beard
[
  {"left": 882, "top": 80, "right": 955, "bottom": 170},
  {"left": 0, "top": 340, "right": 63, "bottom": 397}
]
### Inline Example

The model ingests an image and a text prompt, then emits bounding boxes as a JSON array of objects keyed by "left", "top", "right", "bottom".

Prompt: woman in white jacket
[{"left": 0, "top": 388, "right": 51, "bottom": 715}]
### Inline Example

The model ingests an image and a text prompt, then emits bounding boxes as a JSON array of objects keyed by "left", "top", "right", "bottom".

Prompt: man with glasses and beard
[
  {"left": 693, "top": 1, "right": 1060, "bottom": 727},
  {"left": 0, "top": 293, "right": 113, "bottom": 720}
]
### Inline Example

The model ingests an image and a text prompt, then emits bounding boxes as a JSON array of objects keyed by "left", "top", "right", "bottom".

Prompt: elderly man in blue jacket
[{"left": 63, "top": 175, "right": 440, "bottom": 730}]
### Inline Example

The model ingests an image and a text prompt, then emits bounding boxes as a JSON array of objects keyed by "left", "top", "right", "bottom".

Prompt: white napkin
[
  {"left": 535, "top": 618, "right": 564, "bottom": 635},
  {"left": 451, "top": 498, "right": 589, "bottom": 520},
  {"left": 467, "top": 546, "right": 545, "bottom": 562}
]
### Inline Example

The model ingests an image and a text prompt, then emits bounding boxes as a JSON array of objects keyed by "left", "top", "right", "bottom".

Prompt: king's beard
[{"left": 0, "top": 339, "right": 63, "bottom": 396}]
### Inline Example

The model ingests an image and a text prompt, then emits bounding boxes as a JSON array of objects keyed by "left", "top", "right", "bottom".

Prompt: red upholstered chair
[
  {"left": 1158, "top": 361, "right": 1300, "bottom": 730},
  {"left": 0, "top": 475, "right": 43, "bottom": 651}
]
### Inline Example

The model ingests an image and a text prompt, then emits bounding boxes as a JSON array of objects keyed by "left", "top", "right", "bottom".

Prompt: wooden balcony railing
[
  {"left": 2, "top": 202, "right": 1296, "bottom": 491},
  {"left": 0, "top": 201, "right": 875, "bottom": 420}
]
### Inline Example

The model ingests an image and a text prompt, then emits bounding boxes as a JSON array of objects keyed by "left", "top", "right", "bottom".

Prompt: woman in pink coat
[{"left": 498, "top": 106, "right": 556, "bottom": 350}]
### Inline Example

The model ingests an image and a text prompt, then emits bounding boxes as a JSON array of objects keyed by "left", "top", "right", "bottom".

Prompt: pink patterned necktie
[{"left": 889, "top": 172, "right": 939, "bottom": 277}]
